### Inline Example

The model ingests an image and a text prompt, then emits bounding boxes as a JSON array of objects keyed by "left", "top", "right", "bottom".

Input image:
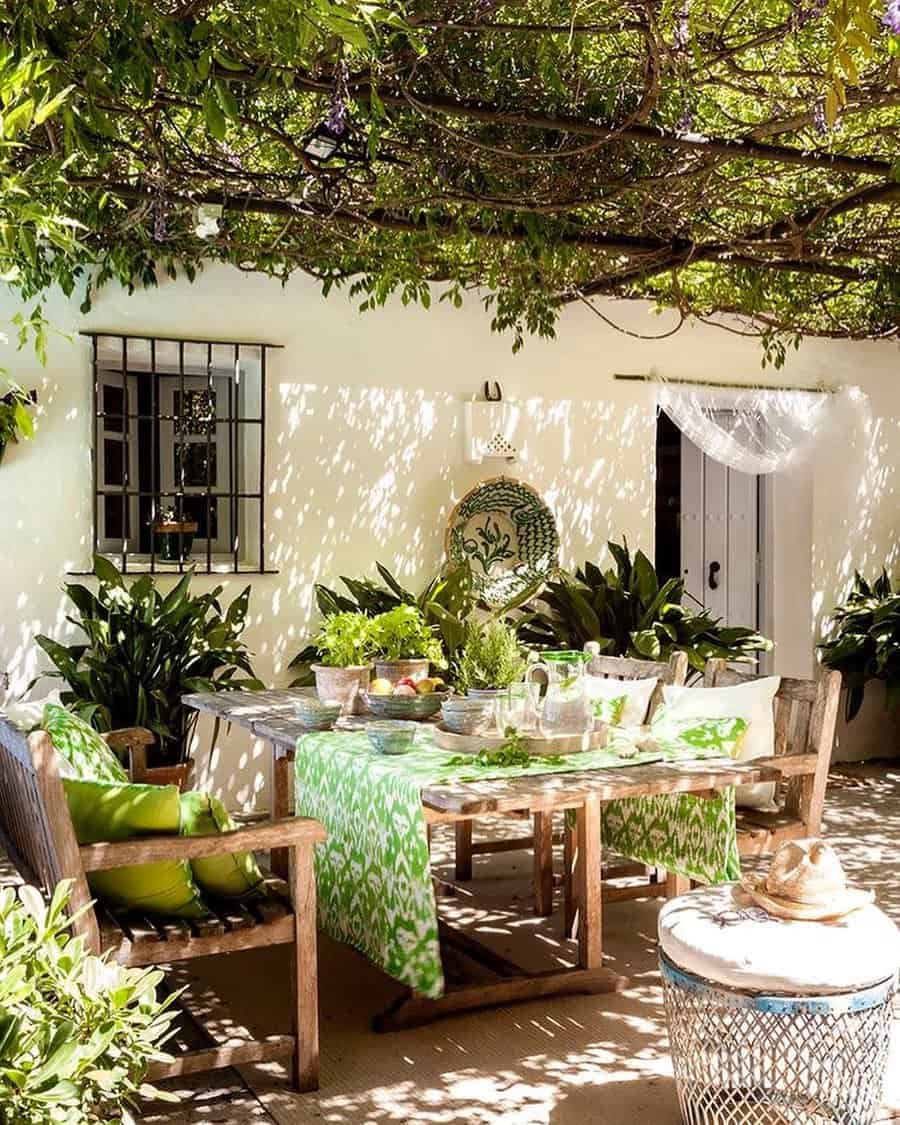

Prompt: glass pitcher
[{"left": 525, "top": 650, "right": 593, "bottom": 737}]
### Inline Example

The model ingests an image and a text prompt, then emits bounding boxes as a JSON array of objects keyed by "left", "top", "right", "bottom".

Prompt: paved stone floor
[{"left": 4, "top": 764, "right": 898, "bottom": 1123}]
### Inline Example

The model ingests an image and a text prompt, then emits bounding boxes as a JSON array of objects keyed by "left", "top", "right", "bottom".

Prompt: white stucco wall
[{"left": 1, "top": 264, "right": 897, "bottom": 807}]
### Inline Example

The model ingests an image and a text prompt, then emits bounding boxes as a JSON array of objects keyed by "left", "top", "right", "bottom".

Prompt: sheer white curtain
[{"left": 656, "top": 380, "right": 832, "bottom": 474}]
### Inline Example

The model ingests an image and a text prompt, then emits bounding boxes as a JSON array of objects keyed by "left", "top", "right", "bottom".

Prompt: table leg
[
  {"left": 563, "top": 815, "right": 577, "bottom": 939},
  {"left": 576, "top": 796, "right": 603, "bottom": 970},
  {"left": 532, "top": 812, "right": 554, "bottom": 917},
  {"left": 455, "top": 820, "right": 473, "bottom": 881},
  {"left": 272, "top": 749, "right": 291, "bottom": 880},
  {"left": 664, "top": 871, "right": 691, "bottom": 899}
]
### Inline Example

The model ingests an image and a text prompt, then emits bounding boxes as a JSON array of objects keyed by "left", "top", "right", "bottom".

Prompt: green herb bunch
[
  {"left": 369, "top": 604, "right": 444, "bottom": 664},
  {"left": 454, "top": 619, "right": 527, "bottom": 692},
  {"left": 314, "top": 611, "right": 375, "bottom": 668}
]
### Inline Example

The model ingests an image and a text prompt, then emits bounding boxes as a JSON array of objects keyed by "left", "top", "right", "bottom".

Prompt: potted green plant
[
  {"left": 819, "top": 570, "right": 899, "bottom": 762},
  {"left": 0, "top": 880, "right": 178, "bottom": 1121},
  {"left": 35, "top": 555, "right": 262, "bottom": 767},
  {"left": 152, "top": 506, "right": 199, "bottom": 562},
  {"left": 311, "top": 611, "right": 375, "bottom": 714},
  {"left": 0, "top": 375, "right": 36, "bottom": 463},
  {"left": 369, "top": 604, "right": 445, "bottom": 685},
  {"left": 456, "top": 618, "right": 528, "bottom": 700}
]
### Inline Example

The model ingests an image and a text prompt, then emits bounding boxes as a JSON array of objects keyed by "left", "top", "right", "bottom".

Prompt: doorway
[{"left": 655, "top": 412, "right": 764, "bottom": 633}]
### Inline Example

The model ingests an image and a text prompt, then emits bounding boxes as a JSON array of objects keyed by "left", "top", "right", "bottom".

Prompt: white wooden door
[{"left": 680, "top": 428, "right": 759, "bottom": 629}]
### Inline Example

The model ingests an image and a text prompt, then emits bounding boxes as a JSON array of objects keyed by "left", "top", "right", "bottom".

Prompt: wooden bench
[
  {"left": 0, "top": 717, "right": 327, "bottom": 1092},
  {"left": 703, "top": 660, "right": 842, "bottom": 856}
]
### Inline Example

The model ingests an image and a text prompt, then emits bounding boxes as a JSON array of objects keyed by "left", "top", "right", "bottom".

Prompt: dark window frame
[{"left": 79, "top": 330, "right": 281, "bottom": 576}]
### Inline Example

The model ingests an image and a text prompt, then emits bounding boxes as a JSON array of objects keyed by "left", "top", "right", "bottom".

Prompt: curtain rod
[{"left": 614, "top": 373, "right": 837, "bottom": 394}]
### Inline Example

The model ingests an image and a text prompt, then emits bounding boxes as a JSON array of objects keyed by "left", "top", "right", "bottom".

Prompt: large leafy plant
[
  {"left": 818, "top": 569, "right": 900, "bottom": 720},
  {"left": 513, "top": 540, "right": 770, "bottom": 673},
  {"left": 0, "top": 880, "right": 178, "bottom": 1124},
  {"left": 35, "top": 556, "right": 262, "bottom": 763},
  {"left": 455, "top": 619, "right": 527, "bottom": 693}
]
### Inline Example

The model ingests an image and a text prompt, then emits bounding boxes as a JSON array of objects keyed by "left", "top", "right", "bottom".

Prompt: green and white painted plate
[{"left": 445, "top": 476, "right": 559, "bottom": 606}]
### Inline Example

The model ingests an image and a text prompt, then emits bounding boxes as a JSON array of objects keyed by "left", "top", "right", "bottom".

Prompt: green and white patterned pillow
[
  {"left": 42, "top": 703, "right": 129, "bottom": 783},
  {"left": 591, "top": 694, "right": 628, "bottom": 726},
  {"left": 643, "top": 712, "right": 749, "bottom": 760}
]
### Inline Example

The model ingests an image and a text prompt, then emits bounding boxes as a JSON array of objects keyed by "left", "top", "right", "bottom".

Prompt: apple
[
  {"left": 431, "top": 677, "right": 448, "bottom": 692},
  {"left": 369, "top": 678, "right": 393, "bottom": 696},
  {"left": 416, "top": 678, "right": 435, "bottom": 695},
  {"left": 392, "top": 684, "right": 416, "bottom": 698},
  {"left": 397, "top": 676, "right": 418, "bottom": 689}
]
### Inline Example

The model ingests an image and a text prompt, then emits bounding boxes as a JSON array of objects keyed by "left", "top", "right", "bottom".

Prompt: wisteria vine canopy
[{"left": 2, "top": 0, "right": 900, "bottom": 358}]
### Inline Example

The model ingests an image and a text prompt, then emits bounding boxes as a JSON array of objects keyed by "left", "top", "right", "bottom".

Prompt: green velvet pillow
[
  {"left": 43, "top": 703, "right": 128, "bottom": 783},
  {"left": 180, "top": 791, "right": 266, "bottom": 901},
  {"left": 62, "top": 777, "right": 206, "bottom": 919}
]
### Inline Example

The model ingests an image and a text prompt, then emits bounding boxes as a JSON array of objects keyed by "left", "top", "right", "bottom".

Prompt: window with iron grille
[{"left": 82, "top": 331, "right": 279, "bottom": 574}]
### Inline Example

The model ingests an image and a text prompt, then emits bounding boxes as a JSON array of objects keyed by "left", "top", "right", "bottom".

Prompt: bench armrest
[
  {"left": 750, "top": 753, "right": 818, "bottom": 777},
  {"left": 79, "top": 816, "right": 327, "bottom": 872},
  {"left": 101, "top": 728, "right": 192, "bottom": 790}
]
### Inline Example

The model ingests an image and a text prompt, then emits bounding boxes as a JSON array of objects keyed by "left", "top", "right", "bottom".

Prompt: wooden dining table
[{"left": 183, "top": 688, "right": 778, "bottom": 1028}]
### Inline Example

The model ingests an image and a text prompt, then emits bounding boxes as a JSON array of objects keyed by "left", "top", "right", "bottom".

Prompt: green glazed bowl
[{"left": 366, "top": 720, "right": 419, "bottom": 756}]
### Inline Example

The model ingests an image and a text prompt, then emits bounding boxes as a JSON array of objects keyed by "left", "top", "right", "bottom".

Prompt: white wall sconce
[{"left": 463, "top": 385, "right": 521, "bottom": 464}]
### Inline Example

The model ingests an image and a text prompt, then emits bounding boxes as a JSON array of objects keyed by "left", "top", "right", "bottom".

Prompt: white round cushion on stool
[{"left": 659, "top": 883, "right": 900, "bottom": 994}]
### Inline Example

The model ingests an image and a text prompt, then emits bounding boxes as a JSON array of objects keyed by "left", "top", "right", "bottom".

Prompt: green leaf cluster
[
  {"left": 313, "top": 610, "right": 375, "bottom": 668},
  {"left": 368, "top": 604, "right": 444, "bottom": 664},
  {"left": 818, "top": 569, "right": 900, "bottom": 719},
  {"left": 34, "top": 555, "right": 263, "bottom": 764},
  {"left": 514, "top": 540, "right": 771, "bottom": 673},
  {"left": 0, "top": 880, "right": 178, "bottom": 1124},
  {"left": 454, "top": 619, "right": 527, "bottom": 693},
  {"left": 0, "top": 375, "right": 36, "bottom": 446}
]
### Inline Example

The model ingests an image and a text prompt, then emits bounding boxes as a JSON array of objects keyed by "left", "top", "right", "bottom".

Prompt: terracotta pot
[
  {"left": 312, "top": 664, "right": 372, "bottom": 716},
  {"left": 374, "top": 658, "right": 431, "bottom": 685}
]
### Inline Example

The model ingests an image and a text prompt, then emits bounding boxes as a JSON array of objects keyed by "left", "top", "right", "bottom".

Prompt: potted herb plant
[
  {"left": 311, "top": 611, "right": 375, "bottom": 714},
  {"left": 369, "top": 604, "right": 444, "bottom": 685},
  {"left": 0, "top": 376, "right": 36, "bottom": 464},
  {"left": 152, "top": 506, "right": 199, "bottom": 562},
  {"left": 456, "top": 618, "right": 527, "bottom": 700}
]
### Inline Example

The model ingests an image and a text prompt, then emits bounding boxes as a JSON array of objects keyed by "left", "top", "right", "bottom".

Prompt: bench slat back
[
  {"left": 0, "top": 718, "right": 100, "bottom": 950},
  {"left": 702, "top": 661, "right": 841, "bottom": 834},
  {"left": 583, "top": 650, "right": 689, "bottom": 716}
]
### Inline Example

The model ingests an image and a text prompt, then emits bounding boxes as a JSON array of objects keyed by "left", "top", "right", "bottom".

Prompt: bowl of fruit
[{"left": 364, "top": 676, "right": 448, "bottom": 720}]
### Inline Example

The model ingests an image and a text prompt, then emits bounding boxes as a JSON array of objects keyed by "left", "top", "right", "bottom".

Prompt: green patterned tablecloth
[{"left": 294, "top": 728, "right": 740, "bottom": 998}]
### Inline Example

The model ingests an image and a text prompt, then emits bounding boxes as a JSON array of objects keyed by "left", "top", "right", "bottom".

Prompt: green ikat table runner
[{"left": 294, "top": 727, "right": 742, "bottom": 998}]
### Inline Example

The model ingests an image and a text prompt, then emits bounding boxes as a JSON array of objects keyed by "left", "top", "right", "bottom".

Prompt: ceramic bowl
[
  {"left": 366, "top": 720, "right": 419, "bottom": 756},
  {"left": 440, "top": 697, "right": 494, "bottom": 735},
  {"left": 364, "top": 692, "right": 443, "bottom": 720},
  {"left": 293, "top": 696, "right": 342, "bottom": 731}
]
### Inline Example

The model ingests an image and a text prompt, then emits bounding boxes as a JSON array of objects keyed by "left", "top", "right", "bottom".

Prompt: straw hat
[{"left": 740, "top": 838, "right": 873, "bottom": 922}]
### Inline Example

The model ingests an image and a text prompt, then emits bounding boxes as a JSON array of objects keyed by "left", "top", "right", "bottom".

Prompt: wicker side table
[{"left": 659, "top": 884, "right": 899, "bottom": 1125}]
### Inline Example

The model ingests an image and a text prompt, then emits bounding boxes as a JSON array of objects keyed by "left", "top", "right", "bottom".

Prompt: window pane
[
  {"left": 174, "top": 388, "right": 217, "bottom": 435},
  {"left": 176, "top": 442, "right": 217, "bottom": 487},
  {"left": 182, "top": 495, "right": 219, "bottom": 540},
  {"left": 104, "top": 495, "right": 124, "bottom": 539},
  {"left": 103, "top": 385, "right": 124, "bottom": 431},
  {"left": 104, "top": 438, "right": 124, "bottom": 485}
]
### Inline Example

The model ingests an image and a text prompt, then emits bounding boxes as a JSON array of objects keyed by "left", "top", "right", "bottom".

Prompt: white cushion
[
  {"left": 1, "top": 688, "right": 64, "bottom": 732},
  {"left": 662, "top": 677, "right": 781, "bottom": 810},
  {"left": 585, "top": 675, "right": 657, "bottom": 727},
  {"left": 659, "top": 883, "right": 900, "bottom": 994}
]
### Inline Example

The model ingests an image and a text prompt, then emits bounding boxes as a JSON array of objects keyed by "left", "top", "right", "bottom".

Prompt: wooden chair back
[
  {"left": 583, "top": 650, "right": 689, "bottom": 717},
  {"left": 0, "top": 718, "right": 99, "bottom": 948},
  {"left": 702, "top": 660, "right": 841, "bottom": 838}
]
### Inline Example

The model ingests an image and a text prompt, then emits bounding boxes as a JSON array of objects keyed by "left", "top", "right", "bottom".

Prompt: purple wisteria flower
[
  {"left": 674, "top": 4, "right": 690, "bottom": 50},
  {"left": 884, "top": 0, "right": 900, "bottom": 34},
  {"left": 327, "top": 59, "right": 350, "bottom": 136}
]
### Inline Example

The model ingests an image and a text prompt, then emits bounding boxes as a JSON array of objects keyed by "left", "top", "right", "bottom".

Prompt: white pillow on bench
[
  {"left": 661, "top": 677, "right": 781, "bottom": 810},
  {"left": 585, "top": 675, "right": 658, "bottom": 727}
]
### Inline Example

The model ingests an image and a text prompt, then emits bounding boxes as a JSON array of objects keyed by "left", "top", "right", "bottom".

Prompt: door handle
[{"left": 708, "top": 561, "right": 721, "bottom": 590}]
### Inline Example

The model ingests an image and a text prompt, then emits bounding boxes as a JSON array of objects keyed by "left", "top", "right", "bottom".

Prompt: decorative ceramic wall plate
[{"left": 445, "top": 476, "right": 559, "bottom": 606}]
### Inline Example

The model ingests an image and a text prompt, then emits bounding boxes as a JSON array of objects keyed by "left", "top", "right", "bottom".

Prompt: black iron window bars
[{"left": 82, "top": 331, "right": 280, "bottom": 575}]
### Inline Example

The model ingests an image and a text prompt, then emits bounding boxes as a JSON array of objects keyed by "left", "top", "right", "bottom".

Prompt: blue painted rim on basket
[{"left": 659, "top": 953, "right": 896, "bottom": 1015}]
